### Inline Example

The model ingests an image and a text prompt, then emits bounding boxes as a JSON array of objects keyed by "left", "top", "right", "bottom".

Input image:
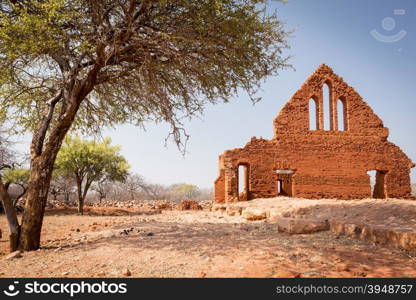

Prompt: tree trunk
[
  {"left": 52, "top": 190, "right": 57, "bottom": 200},
  {"left": 78, "top": 197, "right": 84, "bottom": 215},
  {"left": 64, "top": 192, "right": 70, "bottom": 204},
  {"left": 13, "top": 185, "right": 27, "bottom": 208},
  {"left": 17, "top": 63, "right": 100, "bottom": 251},
  {"left": 19, "top": 102, "right": 80, "bottom": 250},
  {"left": 98, "top": 192, "right": 104, "bottom": 203},
  {"left": 0, "top": 178, "right": 20, "bottom": 252},
  {"left": 18, "top": 158, "right": 54, "bottom": 251},
  {"left": 76, "top": 178, "right": 92, "bottom": 215},
  {"left": 76, "top": 176, "right": 84, "bottom": 215}
]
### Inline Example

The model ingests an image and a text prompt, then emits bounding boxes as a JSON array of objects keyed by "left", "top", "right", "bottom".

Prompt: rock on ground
[
  {"left": 242, "top": 208, "right": 267, "bottom": 221},
  {"left": 277, "top": 218, "right": 329, "bottom": 234},
  {"left": 4, "top": 251, "right": 22, "bottom": 260},
  {"left": 177, "top": 200, "right": 202, "bottom": 211},
  {"left": 226, "top": 206, "right": 242, "bottom": 216}
]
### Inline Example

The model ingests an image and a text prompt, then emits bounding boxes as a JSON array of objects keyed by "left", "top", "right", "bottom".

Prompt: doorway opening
[
  {"left": 276, "top": 170, "right": 295, "bottom": 197},
  {"left": 367, "top": 170, "right": 387, "bottom": 198},
  {"left": 238, "top": 164, "right": 249, "bottom": 201},
  {"left": 277, "top": 179, "right": 283, "bottom": 195}
]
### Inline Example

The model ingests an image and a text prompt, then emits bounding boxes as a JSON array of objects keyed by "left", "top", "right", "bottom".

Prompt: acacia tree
[
  {"left": 125, "top": 175, "right": 167, "bottom": 200},
  {"left": 0, "top": 131, "right": 21, "bottom": 250},
  {"left": 123, "top": 174, "right": 145, "bottom": 200},
  {"left": 49, "top": 172, "right": 76, "bottom": 204},
  {"left": 55, "top": 136, "right": 129, "bottom": 214},
  {"left": 0, "top": 0, "right": 289, "bottom": 250},
  {"left": 3, "top": 168, "right": 30, "bottom": 207},
  {"left": 92, "top": 179, "right": 113, "bottom": 203},
  {"left": 174, "top": 184, "right": 200, "bottom": 201}
]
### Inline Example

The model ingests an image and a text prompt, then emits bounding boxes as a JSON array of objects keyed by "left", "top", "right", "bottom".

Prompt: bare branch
[{"left": 31, "top": 89, "right": 63, "bottom": 156}]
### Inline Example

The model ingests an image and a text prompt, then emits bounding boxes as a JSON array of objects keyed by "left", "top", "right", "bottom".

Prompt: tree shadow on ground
[
  {"left": 74, "top": 220, "right": 416, "bottom": 277},
  {"left": 44, "top": 207, "right": 162, "bottom": 217}
]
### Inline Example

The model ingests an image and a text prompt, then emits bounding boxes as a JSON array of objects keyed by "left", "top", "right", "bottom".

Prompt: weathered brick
[{"left": 214, "top": 64, "right": 414, "bottom": 202}]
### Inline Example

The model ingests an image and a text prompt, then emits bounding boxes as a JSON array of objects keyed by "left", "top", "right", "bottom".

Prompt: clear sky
[
  {"left": 103, "top": 0, "right": 416, "bottom": 188},
  {"left": 15, "top": 0, "right": 416, "bottom": 188}
]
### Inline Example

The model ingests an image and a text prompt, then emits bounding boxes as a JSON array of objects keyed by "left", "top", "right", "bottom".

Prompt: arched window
[
  {"left": 309, "top": 98, "right": 318, "bottom": 130},
  {"left": 323, "top": 83, "right": 331, "bottom": 130},
  {"left": 337, "top": 99, "right": 346, "bottom": 131}
]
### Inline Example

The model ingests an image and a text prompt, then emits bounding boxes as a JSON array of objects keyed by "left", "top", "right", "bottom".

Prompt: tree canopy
[
  {"left": 0, "top": 0, "right": 289, "bottom": 146},
  {"left": 3, "top": 168, "right": 30, "bottom": 186},
  {"left": 55, "top": 135, "right": 129, "bottom": 213},
  {"left": 174, "top": 184, "right": 200, "bottom": 200},
  {"left": 2, "top": 168, "right": 29, "bottom": 206}
]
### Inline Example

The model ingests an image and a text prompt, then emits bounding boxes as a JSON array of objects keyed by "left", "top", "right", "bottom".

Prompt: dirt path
[{"left": 1, "top": 205, "right": 415, "bottom": 278}]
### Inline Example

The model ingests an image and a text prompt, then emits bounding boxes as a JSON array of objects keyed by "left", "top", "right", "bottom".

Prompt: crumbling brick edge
[
  {"left": 211, "top": 204, "right": 416, "bottom": 253},
  {"left": 329, "top": 221, "right": 416, "bottom": 254}
]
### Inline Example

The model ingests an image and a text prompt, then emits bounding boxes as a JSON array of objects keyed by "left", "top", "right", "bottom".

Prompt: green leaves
[
  {"left": 3, "top": 168, "right": 30, "bottom": 185},
  {"left": 0, "top": 0, "right": 290, "bottom": 148},
  {"left": 55, "top": 135, "right": 130, "bottom": 185},
  {"left": 0, "top": 0, "right": 74, "bottom": 58},
  {"left": 174, "top": 184, "right": 200, "bottom": 200},
  {"left": 54, "top": 135, "right": 129, "bottom": 213}
]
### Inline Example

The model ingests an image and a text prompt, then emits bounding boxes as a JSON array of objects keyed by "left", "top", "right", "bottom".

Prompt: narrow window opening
[
  {"left": 323, "top": 83, "right": 331, "bottom": 130},
  {"left": 337, "top": 99, "right": 346, "bottom": 131},
  {"left": 309, "top": 99, "right": 317, "bottom": 130}
]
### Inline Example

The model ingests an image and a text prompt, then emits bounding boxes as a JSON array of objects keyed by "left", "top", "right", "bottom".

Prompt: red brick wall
[{"left": 214, "top": 65, "right": 414, "bottom": 203}]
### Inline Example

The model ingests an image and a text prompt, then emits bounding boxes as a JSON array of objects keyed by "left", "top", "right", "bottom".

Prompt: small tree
[
  {"left": 123, "top": 174, "right": 145, "bottom": 200},
  {"left": 3, "top": 168, "right": 30, "bottom": 207},
  {"left": 55, "top": 136, "right": 129, "bottom": 214},
  {"left": 49, "top": 172, "right": 76, "bottom": 204},
  {"left": 0, "top": 131, "right": 21, "bottom": 250},
  {"left": 92, "top": 179, "right": 113, "bottom": 203},
  {"left": 143, "top": 183, "right": 167, "bottom": 200},
  {"left": 174, "top": 184, "right": 200, "bottom": 201}
]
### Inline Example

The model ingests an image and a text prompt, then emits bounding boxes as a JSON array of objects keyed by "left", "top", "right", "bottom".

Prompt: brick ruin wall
[{"left": 214, "top": 65, "right": 415, "bottom": 203}]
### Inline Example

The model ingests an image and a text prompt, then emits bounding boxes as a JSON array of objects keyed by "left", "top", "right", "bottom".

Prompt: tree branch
[
  {"left": 13, "top": 183, "right": 27, "bottom": 207},
  {"left": 31, "top": 89, "right": 64, "bottom": 156}
]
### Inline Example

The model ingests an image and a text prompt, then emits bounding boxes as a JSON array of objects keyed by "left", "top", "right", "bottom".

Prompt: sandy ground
[{"left": 0, "top": 199, "right": 416, "bottom": 278}]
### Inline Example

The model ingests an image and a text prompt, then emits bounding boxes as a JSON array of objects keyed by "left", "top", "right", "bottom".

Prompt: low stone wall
[
  {"left": 211, "top": 199, "right": 416, "bottom": 253},
  {"left": 330, "top": 221, "right": 416, "bottom": 254}
]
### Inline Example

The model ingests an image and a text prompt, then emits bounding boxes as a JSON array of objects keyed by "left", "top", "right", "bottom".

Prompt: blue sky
[
  {"left": 15, "top": 0, "right": 415, "bottom": 188},
  {"left": 102, "top": 0, "right": 416, "bottom": 188}
]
